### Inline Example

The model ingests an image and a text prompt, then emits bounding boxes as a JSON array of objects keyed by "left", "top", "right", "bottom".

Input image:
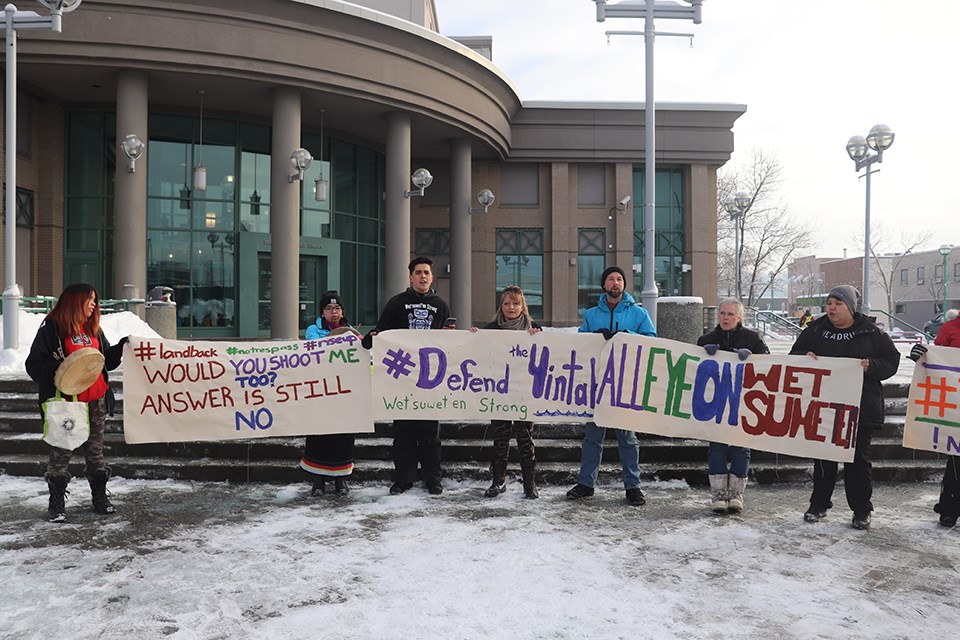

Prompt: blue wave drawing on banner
[{"left": 534, "top": 409, "right": 594, "bottom": 418}]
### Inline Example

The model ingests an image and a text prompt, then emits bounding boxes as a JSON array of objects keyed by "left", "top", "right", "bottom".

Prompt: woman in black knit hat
[{"left": 299, "top": 291, "right": 359, "bottom": 497}]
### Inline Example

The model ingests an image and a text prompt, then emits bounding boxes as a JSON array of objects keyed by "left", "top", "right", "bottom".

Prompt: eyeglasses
[
  {"left": 323, "top": 305, "right": 342, "bottom": 312},
  {"left": 502, "top": 285, "right": 522, "bottom": 294}
]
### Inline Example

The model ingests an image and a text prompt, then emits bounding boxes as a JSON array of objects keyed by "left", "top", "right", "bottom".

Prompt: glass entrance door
[{"left": 299, "top": 256, "right": 328, "bottom": 333}]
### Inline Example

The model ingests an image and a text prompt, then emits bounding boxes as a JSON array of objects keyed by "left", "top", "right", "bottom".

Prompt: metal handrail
[
  {"left": 870, "top": 309, "right": 933, "bottom": 343},
  {"left": 1, "top": 295, "right": 144, "bottom": 316},
  {"left": 753, "top": 309, "right": 802, "bottom": 340}
]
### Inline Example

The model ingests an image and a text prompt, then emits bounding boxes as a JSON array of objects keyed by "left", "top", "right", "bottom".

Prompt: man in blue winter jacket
[{"left": 567, "top": 266, "right": 656, "bottom": 506}]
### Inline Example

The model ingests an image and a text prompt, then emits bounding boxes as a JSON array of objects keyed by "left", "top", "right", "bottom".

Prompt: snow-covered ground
[{"left": 0, "top": 476, "right": 954, "bottom": 640}]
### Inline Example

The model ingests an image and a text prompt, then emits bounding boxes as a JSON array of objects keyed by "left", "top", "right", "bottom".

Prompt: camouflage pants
[
  {"left": 47, "top": 396, "right": 107, "bottom": 476},
  {"left": 490, "top": 420, "right": 536, "bottom": 468}
]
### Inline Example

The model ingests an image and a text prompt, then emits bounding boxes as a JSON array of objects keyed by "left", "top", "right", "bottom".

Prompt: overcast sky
[{"left": 434, "top": 0, "right": 959, "bottom": 259}]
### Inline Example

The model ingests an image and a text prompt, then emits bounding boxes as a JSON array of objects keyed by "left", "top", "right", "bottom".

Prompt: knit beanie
[
  {"left": 827, "top": 285, "right": 861, "bottom": 314},
  {"left": 600, "top": 266, "right": 626, "bottom": 288},
  {"left": 319, "top": 290, "right": 342, "bottom": 310}
]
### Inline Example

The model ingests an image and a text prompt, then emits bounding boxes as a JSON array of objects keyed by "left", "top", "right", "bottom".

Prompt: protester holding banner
[
  {"left": 299, "top": 291, "right": 359, "bottom": 497},
  {"left": 909, "top": 308, "right": 960, "bottom": 527},
  {"left": 469, "top": 286, "right": 543, "bottom": 499},
  {"left": 790, "top": 285, "right": 899, "bottom": 530},
  {"left": 25, "top": 283, "right": 128, "bottom": 523},
  {"left": 364, "top": 256, "right": 452, "bottom": 495},
  {"left": 697, "top": 298, "right": 769, "bottom": 513},
  {"left": 567, "top": 266, "right": 657, "bottom": 506}
]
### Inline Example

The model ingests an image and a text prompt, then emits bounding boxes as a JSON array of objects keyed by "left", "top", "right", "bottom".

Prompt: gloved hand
[
  {"left": 737, "top": 348, "right": 751, "bottom": 361},
  {"left": 703, "top": 344, "right": 719, "bottom": 356},
  {"left": 117, "top": 336, "right": 130, "bottom": 349},
  {"left": 361, "top": 331, "right": 375, "bottom": 350},
  {"left": 594, "top": 329, "right": 614, "bottom": 340},
  {"left": 909, "top": 343, "right": 928, "bottom": 362}
]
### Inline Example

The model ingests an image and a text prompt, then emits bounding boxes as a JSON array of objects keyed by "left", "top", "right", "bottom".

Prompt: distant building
[
  {"left": 787, "top": 254, "right": 891, "bottom": 319},
  {"left": 891, "top": 246, "right": 959, "bottom": 329}
]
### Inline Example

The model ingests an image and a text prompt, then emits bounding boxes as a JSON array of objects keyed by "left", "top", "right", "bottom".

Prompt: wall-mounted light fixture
[
  {"left": 120, "top": 134, "right": 145, "bottom": 173},
  {"left": 315, "top": 109, "right": 328, "bottom": 202},
  {"left": 404, "top": 167, "right": 433, "bottom": 198},
  {"left": 289, "top": 148, "right": 312, "bottom": 182},
  {"left": 469, "top": 189, "right": 495, "bottom": 214},
  {"left": 194, "top": 90, "right": 207, "bottom": 191}
]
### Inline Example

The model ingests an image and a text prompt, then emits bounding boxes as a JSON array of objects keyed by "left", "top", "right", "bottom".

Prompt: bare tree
[
  {"left": 717, "top": 149, "right": 817, "bottom": 307},
  {"left": 852, "top": 222, "right": 933, "bottom": 315}
]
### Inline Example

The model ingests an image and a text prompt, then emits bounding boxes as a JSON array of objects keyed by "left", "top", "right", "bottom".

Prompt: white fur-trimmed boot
[
  {"left": 727, "top": 474, "right": 748, "bottom": 513},
  {"left": 708, "top": 474, "right": 728, "bottom": 512}
]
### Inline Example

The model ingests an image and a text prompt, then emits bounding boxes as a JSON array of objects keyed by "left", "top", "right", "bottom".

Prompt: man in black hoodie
[
  {"left": 790, "top": 285, "right": 899, "bottom": 530},
  {"left": 365, "top": 256, "right": 452, "bottom": 495}
]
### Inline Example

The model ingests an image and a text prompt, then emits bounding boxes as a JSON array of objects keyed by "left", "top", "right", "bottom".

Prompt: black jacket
[
  {"left": 697, "top": 323, "right": 770, "bottom": 355},
  {"left": 789, "top": 313, "right": 900, "bottom": 427},
  {"left": 24, "top": 318, "right": 124, "bottom": 417},
  {"left": 372, "top": 287, "right": 451, "bottom": 332}
]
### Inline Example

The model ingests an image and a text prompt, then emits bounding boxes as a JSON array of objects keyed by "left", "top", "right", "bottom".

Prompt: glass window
[
  {"left": 415, "top": 229, "right": 450, "bottom": 277},
  {"left": 917, "top": 266, "right": 925, "bottom": 285},
  {"left": 239, "top": 151, "right": 271, "bottom": 233},
  {"left": 900, "top": 269, "right": 908, "bottom": 286},
  {"left": 577, "top": 164, "right": 605, "bottom": 206},
  {"left": 954, "top": 263, "right": 960, "bottom": 281},
  {"left": 578, "top": 228, "right": 605, "bottom": 314},
  {"left": 500, "top": 164, "right": 539, "bottom": 206},
  {"left": 633, "top": 167, "right": 684, "bottom": 298},
  {"left": 496, "top": 229, "right": 544, "bottom": 319},
  {"left": 333, "top": 139, "right": 356, "bottom": 215}
]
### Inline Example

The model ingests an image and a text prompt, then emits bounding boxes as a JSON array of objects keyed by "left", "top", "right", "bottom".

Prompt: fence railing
[{"left": 0, "top": 296, "right": 144, "bottom": 316}]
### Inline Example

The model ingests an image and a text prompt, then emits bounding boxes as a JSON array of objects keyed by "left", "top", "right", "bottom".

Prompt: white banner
[
  {"left": 372, "top": 330, "right": 864, "bottom": 462},
  {"left": 592, "top": 333, "right": 865, "bottom": 463},
  {"left": 122, "top": 335, "right": 373, "bottom": 443},
  {"left": 903, "top": 345, "right": 960, "bottom": 457},
  {"left": 372, "top": 330, "right": 605, "bottom": 423}
]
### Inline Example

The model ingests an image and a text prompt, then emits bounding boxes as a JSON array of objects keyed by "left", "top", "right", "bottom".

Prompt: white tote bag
[{"left": 42, "top": 390, "right": 90, "bottom": 450}]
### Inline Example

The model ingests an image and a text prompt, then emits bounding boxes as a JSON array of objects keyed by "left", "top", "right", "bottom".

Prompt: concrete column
[
  {"left": 385, "top": 112, "right": 412, "bottom": 296},
  {"left": 113, "top": 70, "right": 148, "bottom": 304},
  {"left": 687, "top": 164, "right": 718, "bottom": 306},
  {"left": 271, "top": 88, "right": 301, "bottom": 339},
  {"left": 549, "top": 163, "right": 572, "bottom": 325},
  {"left": 450, "top": 138, "right": 472, "bottom": 325}
]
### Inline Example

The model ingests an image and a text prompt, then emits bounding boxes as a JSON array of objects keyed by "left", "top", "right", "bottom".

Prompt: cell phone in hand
[{"left": 443, "top": 317, "right": 457, "bottom": 328}]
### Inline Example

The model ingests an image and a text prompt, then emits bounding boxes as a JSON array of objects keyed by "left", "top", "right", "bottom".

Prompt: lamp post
[
  {"left": 941, "top": 243, "right": 953, "bottom": 315},
  {"left": 3, "top": 1, "right": 82, "bottom": 349},
  {"left": 723, "top": 190, "right": 751, "bottom": 303},
  {"left": 592, "top": 0, "right": 704, "bottom": 326},
  {"left": 846, "top": 123, "right": 895, "bottom": 315}
]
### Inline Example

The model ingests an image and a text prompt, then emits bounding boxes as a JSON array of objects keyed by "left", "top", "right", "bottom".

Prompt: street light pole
[
  {"left": 940, "top": 244, "right": 953, "bottom": 315},
  {"left": 3, "top": 1, "right": 82, "bottom": 350},
  {"left": 723, "top": 190, "right": 752, "bottom": 303},
  {"left": 846, "top": 124, "right": 895, "bottom": 316},
  {"left": 593, "top": 0, "right": 703, "bottom": 327}
]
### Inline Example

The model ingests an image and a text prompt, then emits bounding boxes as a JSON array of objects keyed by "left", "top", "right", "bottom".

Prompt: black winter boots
[
  {"left": 45, "top": 473, "right": 69, "bottom": 523},
  {"left": 86, "top": 468, "right": 116, "bottom": 515}
]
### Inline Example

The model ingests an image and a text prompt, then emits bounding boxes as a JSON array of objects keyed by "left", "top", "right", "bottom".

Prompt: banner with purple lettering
[
  {"left": 903, "top": 345, "right": 960, "bottom": 457},
  {"left": 372, "top": 330, "right": 606, "bottom": 422},
  {"left": 592, "top": 333, "right": 864, "bottom": 463},
  {"left": 122, "top": 335, "right": 373, "bottom": 443}
]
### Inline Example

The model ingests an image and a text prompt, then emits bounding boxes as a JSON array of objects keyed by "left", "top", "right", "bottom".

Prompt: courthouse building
[{"left": 2, "top": 0, "right": 744, "bottom": 336}]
